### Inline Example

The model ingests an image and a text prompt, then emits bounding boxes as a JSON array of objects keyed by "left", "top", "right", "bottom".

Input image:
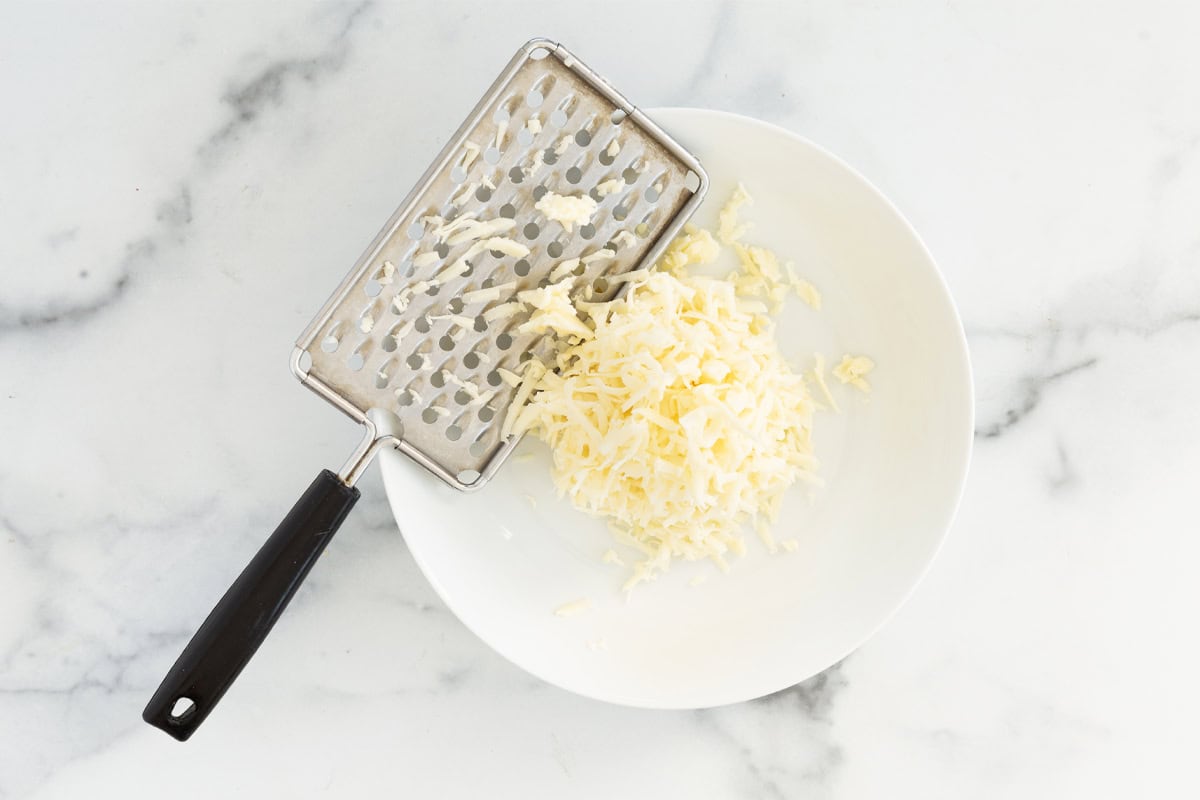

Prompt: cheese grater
[{"left": 144, "top": 38, "right": 708, "bottom": 741}]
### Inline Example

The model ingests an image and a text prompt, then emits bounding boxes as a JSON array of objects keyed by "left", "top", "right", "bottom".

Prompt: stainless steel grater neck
[{"left": 293, "top": 37, "right": 708, "bottom": 491}]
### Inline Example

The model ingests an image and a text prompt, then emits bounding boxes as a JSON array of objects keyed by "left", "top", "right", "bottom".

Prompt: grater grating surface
[{"left": 293, "top": 39, "right": 708, "bottom": 489}]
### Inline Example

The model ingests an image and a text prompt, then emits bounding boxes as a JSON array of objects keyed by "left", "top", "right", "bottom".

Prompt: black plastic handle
[{"left": 143, "top": 469, "right": 360, "bottom": 741}]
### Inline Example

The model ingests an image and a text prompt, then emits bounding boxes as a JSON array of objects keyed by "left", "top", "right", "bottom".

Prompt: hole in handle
[{"left": 169, "top": 696, "right": 197, "bottom": 723}]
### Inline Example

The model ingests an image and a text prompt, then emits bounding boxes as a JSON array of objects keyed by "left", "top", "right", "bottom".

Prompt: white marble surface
[{"left": 3, "top": 1, "right": 1199, "bottom": 797}]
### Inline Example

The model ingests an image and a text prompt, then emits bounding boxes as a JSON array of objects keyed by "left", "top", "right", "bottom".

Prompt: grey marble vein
[{"left": 976, "top": 356, "right": 1098, "bottom": 439}]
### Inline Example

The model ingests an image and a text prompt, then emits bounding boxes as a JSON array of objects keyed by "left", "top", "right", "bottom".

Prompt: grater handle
[{"left": 142, "top": 469, "right": 360, "bottom": 741}]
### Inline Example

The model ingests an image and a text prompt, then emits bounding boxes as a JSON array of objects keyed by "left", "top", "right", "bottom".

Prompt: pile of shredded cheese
[{"left": 503, "top": 185, "right": 842, "bottom": 590}]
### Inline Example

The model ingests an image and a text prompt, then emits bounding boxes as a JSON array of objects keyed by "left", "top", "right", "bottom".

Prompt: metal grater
[
  {"left": 296, "top": 38, "right": 707, "bottom": 489},
  {"left": 144, "top": 38, "right": 708, "bottom": 741}
]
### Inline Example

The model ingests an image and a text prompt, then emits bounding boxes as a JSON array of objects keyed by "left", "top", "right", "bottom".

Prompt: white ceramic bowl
[{"left": 380, "top": 108, "right": 973, "bottom": 708}]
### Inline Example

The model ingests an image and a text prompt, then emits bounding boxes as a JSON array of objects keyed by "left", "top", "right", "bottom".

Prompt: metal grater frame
[{"left": 291, "top": 38, "right": 709, "bottom": 491}]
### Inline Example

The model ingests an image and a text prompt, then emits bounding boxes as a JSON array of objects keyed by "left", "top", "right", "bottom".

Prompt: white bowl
[{"left": 380, "top": 107, "right": 973, "bottom": 708}]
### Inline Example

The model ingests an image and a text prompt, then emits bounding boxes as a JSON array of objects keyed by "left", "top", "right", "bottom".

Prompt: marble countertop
[{"left": 3, "top": 1, "right": 1198, "bottom": 797}]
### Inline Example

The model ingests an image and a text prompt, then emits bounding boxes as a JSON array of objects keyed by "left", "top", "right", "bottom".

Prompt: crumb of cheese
[
  {"left": 554, "top": 598, "right": 592, "bottom": 617},
  {"left": 833, "top": 354, "right": 875, "bottom": 393},
  {"left": 809, "top": 354, "right": 840, "bottom": 413},
  {"left": 718, "top": 182, "right": 753, "bottom": 244},
  {"left": 535, "top": 192, "right": 598, "bottom": 233},
  {"left": 601, "top": 549, "right": 625, "bottom": 567}
]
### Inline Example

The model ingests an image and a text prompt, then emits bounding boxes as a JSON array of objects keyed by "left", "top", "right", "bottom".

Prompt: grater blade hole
[
  {"left": 487, "top": 370, "right": 502, "bottom": 387},
  {"left": 475, "top": 186, "right": 492, "bottom": 201},
  {"left": 457, "top": 469, "right": 482, "bottom": 485},
  {"left": 484, "top": 147, "right": 501, "bottom": 164},
  {"left": 415, "top": 316, "right": 431, "bottom": 334},
  {"left": 478, "top": 406, "right": 495, "bottom": 423},
  {"left": 430, "top": 371, "right": 446, "bottom": 388},
  {"left": 397, "top": 389, "right": 414, "bottom": 407},
  {"left": 599, "top": 150, "right": 615, "bottom": 167},
  {"left": 593, "top": 277, "right": 610, "bottom": 294},
  {"left": 449, "top": 298, "right": 464, "bottom": 314},
  {"left": 492, "top": 107, "right": 510, "bottom": 124},
  {"left": 550, "top": 109, "right": 568, "bottom": 127},
  {"left": 439, "top": 335, "right": 455, "bottom": 351},
  {"left": 474, "top": 314, "right": 489, "bottom": 332},
  {"left": 543, "top": 149, "right": 559, "bottom": 165},
  {"left": 517, "top": 128, "right": 534, "bottom": 146},
  {"left": 497, "top": 333, "right": 513, "bottom": 350},
  {"left": 635, "top": 222, "right": 650, "bottom": 237},
  {"left": 454, "top": 390, "right": 472, "bottom": 406},
  {"left": 526, "top": 89, "right": 544, "bottom": 108},
  {"left": 499, "top": 203, "right": 516, "bottom": 218},
  {"left": 348, "top": 353, "right": 365, "bottom": 371},
  {"left": 611, "top": 109, "right": 627, "bottom": 125},
  {"left": 364, "top": 280, "right": 382, "bottom": 298},
  {"left": 508, "top": 167, "right": 524, "bottom": 184},
  {"left": 645, "top": 187, "right": 660, "bottom": 202},
  {"left": 426, "top": 284, "right": 440, "bottom": 297},
  {"left": 422, "top": 408, "right": 439, "bottom": 424},
  {"left": 436, "top": 243, "right": 450, "bottom": 257},
  {"left": 450, "top": 166, "right": 467, "bottom": 184},
  {"left": 523, "top": 223, "right": 540, "bottom": 239},
  {"left": 575, "top": 130, "right": 591, "bottom": 146},
  {"left": 407, "top": 222, "right": 424, "bottom": 240},
  {"left": 613, "top": 205, "right": 629, "bottom": 221},
  {"left": 532, "top": 185, "right": 548, "bottom": 201},
  {"left": 381, "top": 336, "right": 398, "bottom": 353},
  {"left": 321, "top": 334, "right": 339, "bottom": 353},
  {"left": 446, "top": 425, "right": 463, "bottom": 441},
  {"left": 547, "top": 241, "right": 564, "bottom": 258},
  {"left": 514, "top": 259, "right": 531, "bottom": 276},
  {"left": 468, "top": 440, "right": 489, "bottom": 457},
  {"left": 565, "top": 167, "right": 582, "bottom": 184},
  {"left": 406, "top": 354, "right": 424, "bottom": 370},
  {"left": 579, "top": 224, "right": 596, "bottom": 240},
  {"left": 463, "top": 352, "right": 480, "bottom": 369},
  {"left": 622, "top": 167, "right": 639, "bottom": 185}
]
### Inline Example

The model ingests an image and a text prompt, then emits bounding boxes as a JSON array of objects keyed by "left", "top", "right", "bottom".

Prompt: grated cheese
[
  {"left": 495, "top": 185, "right": 870, "bottom": 588},
  {"left": 503, "top": 269, "right": 819, "bottom": 589},
  {"left": 535, "top": 192, "right": 598, "bottom": 233},
  {"left": 809, "top": 354, "right": 841, "bottom": 413},
  {"left": 446, "top": 218, "right": 516, "bottom": 246},
  {"left": 461, "top": 141, "right": 480, "bottom": 169},
  {"left": 658, "top": 224, "right": 720, "bottom": 276},
  {"left": 601, "top": 549, "right": 625, "bottom": 567},
  {"left": 833, "top": 354, "right": 875, "bottom": 392},
  {"left": 517, "top": 281, "right": 593, "bottom": 340},
  {"left": 412, "top": 251, "right": 440, "bottom": 269},
  {"left": 483, "top": 301, "right": 524, "bottom": 323},
  {"left": 596, "top": 178, "right": 624, "bottom": 197},
  {"left": 554, "top": 598, "right": 592, "bottom": 617},
  {"left": 606, "top": 139, "right": 620, "bottom": 158},
  {"left": 718, "top": 182, "right": 753, "bottom": 244}
]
